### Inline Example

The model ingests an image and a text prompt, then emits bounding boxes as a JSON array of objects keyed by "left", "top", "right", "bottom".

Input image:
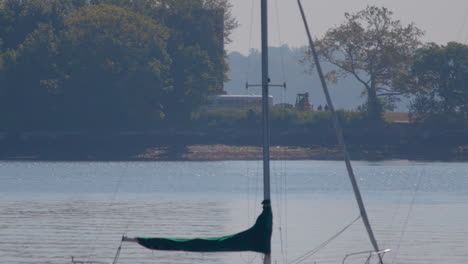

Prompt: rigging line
[
  {"left": 273, "top": 160, "right": 286, "bottom": 264},
  {"left": 278, "top": 113, "right": 289, "bottom": 264},
  {"left": 245, "top": 0, "right": 257, "bottom": 84},
  {"left": 276, "top": 77, "right": 288, "bottom": 264},
  {"left": 391, "top": 168, "right": 424, "bottom": 264},
  {"left": 111, "top": 237, "right": 124, "bottom": 264},
  {"left": 245, "top": 159, "right": 252, "bottom": 227},
  {"left": 243, "top": 161, "right": 256, "bottom": 264},
  {"left": 464, "top": 28, "right": 468, "bottom": 45},
  {"left": 278, "top": 158, "right": 288, "bottom": 264},
  {"left": 274, "top": 40, "right": 289, "bottom": 262},
  {"left": 255, "top": 155, "right": 261, "bottom": 211},
  {"left": 456, "top": 8, "right": 468, "bottom": 43},
  {"left": 274, "top": 0, "right": 287, "bottom": 83},
  {"left": 289, "top": 215, "right": 362, "bottom": 264},
  {"left": 386, "top": 170, "right": 412, "bottom": 250},
  {"left": 240, "top": 253, "right": 258, "bottom": 264},
  {"left": 283, "top": 156, "right": 289, "bottom": 264},
  {"left": 296, "top": 2, "right": 383, "bottom": 263},
  {"left": 270, "top": 3, "right": 290, "bottom": 252},
  {"left": 87, "top": 163, "right": 128, "bottom": 261}
]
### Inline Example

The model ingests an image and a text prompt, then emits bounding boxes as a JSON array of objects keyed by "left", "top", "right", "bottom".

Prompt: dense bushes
[
  {"left": 191, "top": 108, "right": 368, "bottom": 131},
  {"left": 0, "top": 0, "right": 233, "bottom": 130}
]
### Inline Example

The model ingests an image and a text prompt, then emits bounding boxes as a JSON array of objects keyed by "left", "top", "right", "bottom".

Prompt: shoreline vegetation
[
  {"left": 0, "top": 124, "right": 468, "bottom": 161},
  {"left": 1, "top": 2, "right": 467, "bottom": 162},
  {"left": 1, "top": 111, "right": 468, "bottom": 162},
  {"left": 2, "top": 144, "right": 468, "bottom": 162},
  {"left": 2, "top": 112, "right": 468, "bottom": 162}
]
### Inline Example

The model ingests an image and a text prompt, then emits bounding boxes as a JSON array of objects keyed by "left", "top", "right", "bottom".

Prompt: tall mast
[
  {"left": 261, "top": 0, "right": 271, "bottom": 263},
  {"left": 261, "top": 0, "right": 271, "bottom": 202},
  {"left": 297, "top": 1, "right": 382, "bottom": 263}
]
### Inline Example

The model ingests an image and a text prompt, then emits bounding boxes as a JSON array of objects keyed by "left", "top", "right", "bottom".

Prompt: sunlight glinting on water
[{"left": 1, "top": 160, "right": 468, "bottom": 264}]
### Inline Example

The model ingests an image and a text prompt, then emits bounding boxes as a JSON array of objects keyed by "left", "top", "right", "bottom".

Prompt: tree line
[
  {"left": 0, "top": 0, "right": 235, "bottom": 130},
  {"left": 1, "top": 2, "right": 467, "bottom": 133},
  {"left": 304, "top": 6, "right": 468, "bottom": 125}
]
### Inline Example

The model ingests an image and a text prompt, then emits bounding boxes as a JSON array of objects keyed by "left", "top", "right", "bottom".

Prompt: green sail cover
[{"left": 136, "top": 200, "right": 272, "bottom": 254}]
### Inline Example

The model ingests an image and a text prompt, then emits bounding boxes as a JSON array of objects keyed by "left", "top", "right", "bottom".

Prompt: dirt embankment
[{"left": 2, "top": 140, "right": 467, "bottom": 161}]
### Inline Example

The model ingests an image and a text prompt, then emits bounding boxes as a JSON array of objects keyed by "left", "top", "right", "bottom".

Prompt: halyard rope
[
  {"left": 289, "top": 215, "right": 361, "bottom": 264},
  {"left": 391, "top": 169, "right": 424, "bottom": 264}
]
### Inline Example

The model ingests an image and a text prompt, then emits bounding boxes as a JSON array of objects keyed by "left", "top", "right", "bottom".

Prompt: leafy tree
[
  {"left": 104, "top": 0, "right": 232, "bottom": 122},
  {"left": 150, "top": 0, "right": 232, "bottom": 93},
  {"left": 0, "top": 0, "right": 83, "bottom": 130},
  {"left": 410, "top": 42, "right": 468, "bottom": 120},
  {"left": 0, "top": 0, "right": 86, "bottom": 51},
  {"left": 145, "top": 0, "right": 237, "bottom": 44},
  {"left": 86, "top": 0, "right": 235, "bottom": 98},
  {"left": 164, "top": 8, "right": 224, "bottom": 95},
  {"left": 304, "top": 6, "right": 423, "bottom": 120},
  {"left": 90, "top": 0, "right": 238, "bottom": 42},
  {"left": 62, "top": 4, "right": 172, "bottom": 129},
  {"left": 0, "top": 23, "right": 64, "bottom": 130},
  {"left": 164, "top": 45, "right": 218, "bottom": 122},
  {"left": 0, "top": 0, "right": 234, "bottom": 130}
]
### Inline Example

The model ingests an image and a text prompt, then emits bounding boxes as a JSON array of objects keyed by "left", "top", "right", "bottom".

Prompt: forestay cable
[
  {"left": 76, "top": 164, "right": 128, "bottom": 264},
  {"left": 111, "top": 238, "right": 124, "bottom": 264},
  {"left": 289, "top": 215, "right": 361, "bottom": 264},
  {"left": 296, "top": 2, "right": 383, "bottom": 263},
  {"left": 456, "top": 8, "right": 468, "bottom": 44},
  {"left": 272, "top": 0, "right": 289, "bottom": 262},
  {"left": 274, "top": 0, "right": 287, "bottom": 83},
  {"left": 391, "top": 169, "right": 424, "bottom": 264},
  {"left": 245, "top": 0, "right": 257, "bottom": 86}
]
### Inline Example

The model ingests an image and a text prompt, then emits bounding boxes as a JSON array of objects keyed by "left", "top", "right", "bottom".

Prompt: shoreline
[{"left": 2, "top": 144, "right": 468, "bottom": 162}]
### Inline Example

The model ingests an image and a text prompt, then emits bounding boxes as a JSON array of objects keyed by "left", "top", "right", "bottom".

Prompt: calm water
[{"left": 0, "top": 160, "right": 467, "bottom": 264}]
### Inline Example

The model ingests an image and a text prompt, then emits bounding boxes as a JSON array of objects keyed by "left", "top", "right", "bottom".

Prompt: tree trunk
[{"left": 367, "top": 86, "right": 382, "bottom": 121}]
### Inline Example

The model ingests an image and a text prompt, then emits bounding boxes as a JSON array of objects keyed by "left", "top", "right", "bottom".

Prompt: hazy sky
[{"left": 226, "top": 0, "right": 468, "bottom": 55}]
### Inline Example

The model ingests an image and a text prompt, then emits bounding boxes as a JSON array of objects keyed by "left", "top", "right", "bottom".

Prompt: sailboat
[
  {"left": 119, "top": 0, "right": 275, "bottom": 262},
  {"left": 75, "top": 1, "right": 391, "bottom": 264}
]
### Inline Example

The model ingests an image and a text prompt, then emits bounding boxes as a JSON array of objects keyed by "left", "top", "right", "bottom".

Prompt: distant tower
[{"left": 295, "top": 92, "right": 312, "bottom": 111}]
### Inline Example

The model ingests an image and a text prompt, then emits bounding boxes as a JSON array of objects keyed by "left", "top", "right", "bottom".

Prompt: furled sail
[{"left": 125, "top": 200, "right": 272, "bottom": 254}]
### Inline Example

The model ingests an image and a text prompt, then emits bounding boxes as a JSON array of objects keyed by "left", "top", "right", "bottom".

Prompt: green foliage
[
  {"left": 162, "top": 1, "right": 227, "bottom": 91},
  {"left": 61, "top": 4, "right": 172, "bottom": 129},
  {"left": 0, "top": 0, "right": 234, "bottom": 130},
  {"left": 192, "top": 109, "right": 253, "bottom": 128},
  {"left": 87, "top": 0, "right": 234, "bottom": 87},
  {"left": 305, "top": 5, "right": 423, "bottom": 120},
  {"left": 271, "top": 108, "right": 329, "bottom": 128},
  {"left": 410, "top": 42, "right": 468, "bottom": 122},
  {"left": 192, "top": 108, "right": 368, "bottom": 131},
  {"left": 0, "top": 0, "right": 86, "bottom": 50},
  {"left": 164, "top": 45, "right": 217, "bottom": 123}
]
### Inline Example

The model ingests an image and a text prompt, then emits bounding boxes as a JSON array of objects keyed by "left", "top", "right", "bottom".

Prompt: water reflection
[{"left": 0, "top": 161, "right": 467, "bottom": 264}]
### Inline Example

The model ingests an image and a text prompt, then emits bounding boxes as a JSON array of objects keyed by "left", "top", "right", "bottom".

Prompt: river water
[{"left": 0, "top": 160, "right": 467, "bottom": 264}]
